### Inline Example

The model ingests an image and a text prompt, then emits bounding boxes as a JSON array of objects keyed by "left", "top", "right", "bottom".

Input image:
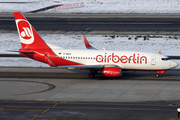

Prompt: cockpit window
[{"left": 162, "top": 58, "right": 170, "bottom": 61}]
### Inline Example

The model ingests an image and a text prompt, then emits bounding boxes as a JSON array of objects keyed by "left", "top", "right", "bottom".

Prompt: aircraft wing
[
  {"left": 59, "top": 64, "right": 118, "bottom": 69},
  {"left": 82, "top": 35, "right": 97, "bottom": 50}
]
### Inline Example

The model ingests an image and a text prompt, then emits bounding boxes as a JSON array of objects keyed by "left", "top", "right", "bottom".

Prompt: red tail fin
[{"left": 14, "top": 12, "right": 50, "bottom": 50}]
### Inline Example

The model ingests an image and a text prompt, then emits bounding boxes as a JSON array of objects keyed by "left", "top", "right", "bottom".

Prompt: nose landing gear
[
  {"left": 155, "top": 70, "right": 166, "bottom": 77},
  {"left": 155, "top": 73, "right": 159, "bottom": 77}
]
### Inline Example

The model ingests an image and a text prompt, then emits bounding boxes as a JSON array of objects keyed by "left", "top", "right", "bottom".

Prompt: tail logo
[
  {"left": 21, "top": 27, "right": 32, "bottom": 38},
  {"left": 16, "top": 19, "right": 34, "bottom": 44}
]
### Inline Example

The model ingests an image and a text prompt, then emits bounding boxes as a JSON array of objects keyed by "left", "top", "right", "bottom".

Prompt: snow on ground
[
  {"left": 0, "top": 0, "right": 180, "bottom": 13},
  {"left": 0, "top": 33, "right": 180, "bottom": 68},
  {"left": 0, "top": 1, "right": 180, "bottom": 69}
]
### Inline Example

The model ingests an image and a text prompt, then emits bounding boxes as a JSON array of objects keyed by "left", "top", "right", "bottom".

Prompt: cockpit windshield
[{"left": 161, "top": 58, "right": 171, "bottom": 61}]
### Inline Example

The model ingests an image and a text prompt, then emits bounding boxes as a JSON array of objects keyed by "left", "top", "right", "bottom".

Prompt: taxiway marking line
[
  {"left": 30, "top": 101, "right": 67, "bottom": 120},
  {"left": 169, "top": 103, "right": 180, "bottom": 106},
  {"left": 31, "top": 116, "right": 37, "bottom": 120},
  {"left": 41, "top": 108, "right": 49, "bottom": 114},
  {"left": 53, "top": 103, "right": 59, "bottom": 107}
]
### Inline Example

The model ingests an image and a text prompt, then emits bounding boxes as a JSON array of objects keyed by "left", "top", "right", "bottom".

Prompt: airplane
[{"left": 13, "top": 12, "right": 178, "bottom": 78}]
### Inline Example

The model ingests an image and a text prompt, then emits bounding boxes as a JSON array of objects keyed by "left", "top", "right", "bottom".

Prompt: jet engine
[{"left": 102, "top": 67, "right": 121, "bottom": 77}]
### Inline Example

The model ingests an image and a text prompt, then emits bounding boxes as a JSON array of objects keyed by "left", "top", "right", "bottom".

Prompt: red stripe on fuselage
[{"left": 20, "top": 49, "right": 83, "bottom": 66}]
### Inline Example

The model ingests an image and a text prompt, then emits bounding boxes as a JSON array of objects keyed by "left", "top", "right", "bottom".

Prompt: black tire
[{"left": 155, "top": 74, "right": 159, "bottom": 77}]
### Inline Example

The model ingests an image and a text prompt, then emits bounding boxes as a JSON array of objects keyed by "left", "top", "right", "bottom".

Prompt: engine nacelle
[{"left": 102, "top": 67, "right": 121, "bottom": 77}]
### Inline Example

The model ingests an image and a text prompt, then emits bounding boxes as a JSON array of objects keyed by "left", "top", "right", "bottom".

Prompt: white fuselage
[{"left": 51, "top": 48, "right": 178, "bottom": 70}]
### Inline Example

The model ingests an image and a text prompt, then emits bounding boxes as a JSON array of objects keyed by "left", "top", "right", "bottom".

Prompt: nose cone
[{"left": 171, "top": 61, "right": 178, "bottom": 68}]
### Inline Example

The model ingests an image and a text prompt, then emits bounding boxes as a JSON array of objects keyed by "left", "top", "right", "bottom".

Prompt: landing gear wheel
[
  {"left": 155, "top": 74, "right": 159, "bottom": 77},
  {"left": 89, "top": 73, "right": 95, "bottom": 78}
]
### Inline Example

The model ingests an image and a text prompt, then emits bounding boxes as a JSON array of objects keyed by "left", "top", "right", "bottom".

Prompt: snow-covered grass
[
  {"left": 0, "top": 0, "right": 180, "bottom": 13},
  {"left": 0, "top": 33, "right": 180, "bottom": 68},
  {"left": 0, "top": 0, "right": 180, "bottom": 68},
  {"left": 1, "top": 33, "right": 180, "bottom": 55}
]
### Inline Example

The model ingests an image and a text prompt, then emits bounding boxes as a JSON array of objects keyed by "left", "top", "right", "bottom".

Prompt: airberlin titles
[{"left": 96, "top": 53, "right": 147, "bottom": 64}]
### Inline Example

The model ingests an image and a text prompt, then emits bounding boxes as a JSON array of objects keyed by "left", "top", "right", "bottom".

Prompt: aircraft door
[{"left": 151, "top": 56, "right": 156, "bottom": 65}]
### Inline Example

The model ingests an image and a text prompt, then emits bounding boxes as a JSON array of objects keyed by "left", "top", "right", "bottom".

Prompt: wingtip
[{"left": 82, "top": 35, "right": 97, "bottom": 50}]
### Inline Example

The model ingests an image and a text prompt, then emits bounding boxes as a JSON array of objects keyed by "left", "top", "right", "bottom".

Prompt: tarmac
[
  {"left": 0, "top": 67, "right": 180, "bottom": 120},
  {"left": 0, "top": 67, "right": 180, "bottom": 102}
]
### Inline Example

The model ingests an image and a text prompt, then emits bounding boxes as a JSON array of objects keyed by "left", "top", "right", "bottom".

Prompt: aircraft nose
[{"left": 171, "top": 61, "right": 178, "bottom": 68}]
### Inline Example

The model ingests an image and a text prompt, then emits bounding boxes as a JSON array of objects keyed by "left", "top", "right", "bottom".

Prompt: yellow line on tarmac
[
  {"left": 53, "top": 103, "right": 59, "bottom": 107},
  {"left": 41, "top": 108, "right": 49, "bottom": 114},
  {"left": 169, "top": 103, "right": 180, "bottom": 106},
  {"left": 31, "top": 116, "right": 37, "bottom": 120}
]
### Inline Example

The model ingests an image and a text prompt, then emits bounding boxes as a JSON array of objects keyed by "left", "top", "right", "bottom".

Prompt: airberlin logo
[
  {"left": 16, "top": 19, "right": 34, "bottom": 44},
  {"left": 96, "top": 53, "right": 147, "bottom": 64},
  {"left": 21, "top": 27, "right": 32, "bottom": 38}
]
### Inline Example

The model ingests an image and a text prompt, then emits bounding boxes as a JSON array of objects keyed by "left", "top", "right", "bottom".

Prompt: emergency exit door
[{"left": 151, "top": 56, "right": 156, "bottom": 65}]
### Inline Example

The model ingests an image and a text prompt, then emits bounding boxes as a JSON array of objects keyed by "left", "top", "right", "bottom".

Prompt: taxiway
[
  {"left": 1, "top": 13, "right": 180, "bottom": 35},
  {"left": 0, "top": 67, "right": 180, "bottom": 102},
  {"left": 0, "top": 67, "right": 180, "bottom": 120}
]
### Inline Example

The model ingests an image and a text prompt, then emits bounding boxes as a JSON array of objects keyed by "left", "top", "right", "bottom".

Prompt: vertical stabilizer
[{"left": 14, "top": 12, "right": 50, "bottom": 50}]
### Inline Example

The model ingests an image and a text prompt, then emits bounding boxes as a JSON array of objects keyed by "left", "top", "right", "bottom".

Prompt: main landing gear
[
  {"left": 88, "top": 70, "right": 96, "bottom": 78},
  {"left": 89, "top": 72, "right": 95, "bottom": 78}
]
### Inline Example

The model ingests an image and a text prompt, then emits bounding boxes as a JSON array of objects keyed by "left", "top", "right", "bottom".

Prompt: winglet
[{"left": 82, "top": 35, "right": 96, "bottom": 50}]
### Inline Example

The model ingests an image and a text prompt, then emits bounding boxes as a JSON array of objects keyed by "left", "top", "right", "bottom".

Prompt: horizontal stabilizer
[{"left": 7, "top": 50, "right": 34, "bottom": 53}]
